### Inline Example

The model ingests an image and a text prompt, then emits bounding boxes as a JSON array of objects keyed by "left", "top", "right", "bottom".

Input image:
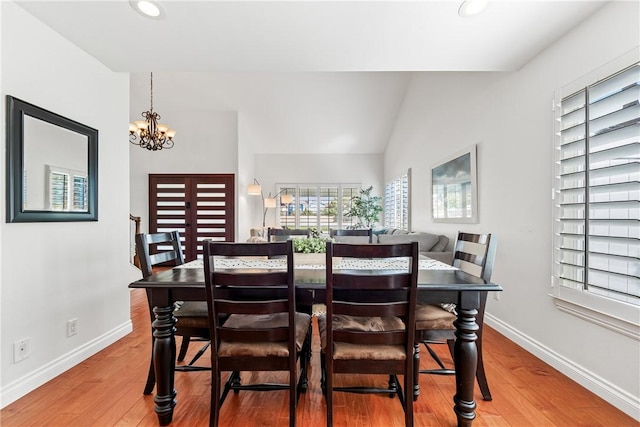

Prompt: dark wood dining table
[{"left": 129, "top": 260, "right": 502, "bottom": 427}]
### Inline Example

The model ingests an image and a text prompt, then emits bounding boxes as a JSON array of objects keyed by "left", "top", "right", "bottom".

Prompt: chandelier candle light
[
  {"left": 248, "top": 179, "right": 293, "bottom": 227},
  {"left": 129, "top": 72, "right": 176, "bottom": 151}
]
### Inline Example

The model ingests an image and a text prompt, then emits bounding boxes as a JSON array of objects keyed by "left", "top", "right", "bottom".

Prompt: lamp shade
[
  {"left": 248, "top": 183, "right": 262, "bottom": 195},
  {"left": 264, "top": 198, "right": 277, "bottom": 208},
  {"left": 280, "top": 194, "right": 293, "bottom": 204},
  {"left": 458, "top": 0, "right": 488, "bottom": 17}
]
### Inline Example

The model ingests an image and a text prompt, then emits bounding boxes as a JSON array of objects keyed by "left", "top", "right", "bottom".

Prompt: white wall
[
  {"left": 385, "top": 1, "right": 639, "bottom": 418},
  {"left": 237, "top": 112, "right": 258, "bottom": 242},
  {"left": 0, "top": 1, "right": 132, "bottom": 407},
  {"left": 252, "top": 153, "right": 383, "bottom": 239},
  {"left": 128, "top": 100, "right": 239, "bottom": 236}
]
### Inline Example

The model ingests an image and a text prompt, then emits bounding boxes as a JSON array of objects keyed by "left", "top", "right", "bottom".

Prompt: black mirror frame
[{"left": 6, "top": 96, "right": 99, "bottom": 222}]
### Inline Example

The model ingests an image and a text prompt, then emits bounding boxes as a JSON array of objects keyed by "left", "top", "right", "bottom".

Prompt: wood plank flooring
[{"left": 1, "top": 288, "right": 636, "bottom": 427}]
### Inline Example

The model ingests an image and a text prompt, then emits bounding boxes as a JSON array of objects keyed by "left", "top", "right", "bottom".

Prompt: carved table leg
[
  {"left": 453, "top": 297, "right": 479, "bottom": 427},
  {"left": 152, "top": 305, "right": 177, "bottom": 426}
]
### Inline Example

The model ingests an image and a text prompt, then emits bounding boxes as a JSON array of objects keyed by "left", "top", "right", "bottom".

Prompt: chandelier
[{"left": 129, "top": 72, "right": 176, "bottom": 151}]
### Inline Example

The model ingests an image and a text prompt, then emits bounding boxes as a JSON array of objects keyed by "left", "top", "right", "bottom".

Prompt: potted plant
[
  {"left": 344, "top": 185, "right": 383, "bottom": 229},
  {"left": 293, "top": 228, "right": 331, "bottom": 264},
  {"left": 293, "top": 236, "right": 330, "bottom": 254}
]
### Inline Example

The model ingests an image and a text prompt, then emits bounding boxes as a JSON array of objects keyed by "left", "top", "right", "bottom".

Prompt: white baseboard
[
  {"left": 485, "top": 314, "right": 640, "bottom": 421},
  {"left": 0, "top": 320, "right": 133, "bottom": 409}
]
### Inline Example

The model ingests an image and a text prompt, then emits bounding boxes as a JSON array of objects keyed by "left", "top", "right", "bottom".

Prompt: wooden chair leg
[
  {"left": 320, "top": 352, "right": 326, "bottom": 395},
  {"left": 326, "top": 361, "right": 333, "bottom": 427},
  {"left": 210, "top": 370, "right": 221, "bottom": 427},
  {"left": 420, "top": 341, "right": 455, "bottom": 375},
  {"left": 185, "top": 340, "right": 210, "bottom": 366},
  {"left": 388, "top": 375, "right": 398, "bottom": 398},
  {"left": 476, "top": 329, "right": 492, "bottom": 400},
  {"left": 447, "top": 338, "right": 455, "bottom": 358},
  {"left": 290, "top": 363, "right": 296, "bottom": 427},
  {"left": 143, "top": 330, "right": 156, "bottom": 394},
  {"left": 322, "top": 352, "right": 332, "bottom": 425},
  {"left": 413, "top": 343, "right": 420, "bottom": 401},
  {"left": 177, "top": 336, "right": 191, "bottom": 362},
  {"left": 404, "top": 370, "right": 414, "bottom": 427},
  {"left": 297, "top": 324, "right": 312, "bottom": 395},
  {"left": 143, "top": 356, "right": 155, "bottom": 395},
  {"left": 144, "top": 294, "right": 157, "bottom": 394}
]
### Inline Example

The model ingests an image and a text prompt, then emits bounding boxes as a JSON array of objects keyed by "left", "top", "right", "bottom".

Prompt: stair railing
[{"left": 130, "top": 214, "right": 141, "bottom": 268}]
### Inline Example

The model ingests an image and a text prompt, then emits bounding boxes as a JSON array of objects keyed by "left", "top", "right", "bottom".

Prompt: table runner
[{"left": 177, "top": 257, "right": 457, "bottom": 271}]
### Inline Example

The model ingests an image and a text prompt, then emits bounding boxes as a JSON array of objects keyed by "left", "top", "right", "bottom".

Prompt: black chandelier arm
[{"left": 129, "top": 133, "right": 175, "bottom": 151}]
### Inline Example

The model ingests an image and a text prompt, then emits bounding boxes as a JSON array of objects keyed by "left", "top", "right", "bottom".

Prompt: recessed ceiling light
[
  {"left": 458, "top": 0, "right": 488, "bottom": 18},
  {"left": 130, "top": 0, "right": 166, "bottom": 20}
]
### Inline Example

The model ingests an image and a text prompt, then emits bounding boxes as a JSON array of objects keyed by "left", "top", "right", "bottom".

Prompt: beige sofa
[
  {"left": 252, "top": 227, "right": 453, "bottom": 264},
  {"left": 374, "top": 228, "right": 452, "bottom": 264}
]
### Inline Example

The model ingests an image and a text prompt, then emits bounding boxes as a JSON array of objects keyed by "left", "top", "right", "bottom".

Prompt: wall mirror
[{"left": 6, "top": 96, "right": 98, "bottom": 222}]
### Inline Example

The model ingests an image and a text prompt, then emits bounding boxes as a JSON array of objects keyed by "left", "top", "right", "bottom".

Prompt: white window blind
[
  {"left": 46, "top": 165, "right": 88, "bottom": 212},
  {"left": 554, "top": 63, "right": 640, "bottom": 306},
  {"left": 277, "top": 184, "right": 360, "bottom": 232},
  {"left": 384, "top": 169, "right": 410, "bottom": 230}
]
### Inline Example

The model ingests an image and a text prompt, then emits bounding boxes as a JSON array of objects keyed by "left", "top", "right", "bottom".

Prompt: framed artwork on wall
[{"left": 431, "top": 144, "right": 478, "bottom": 223}]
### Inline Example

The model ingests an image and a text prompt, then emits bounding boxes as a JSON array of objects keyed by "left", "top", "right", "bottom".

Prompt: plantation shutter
[
  {"left": 555, "top": 63, "right": 640, "bottom": 305},
  {"left": 384, "top": 169, "right": 410, "bottom": 230}
]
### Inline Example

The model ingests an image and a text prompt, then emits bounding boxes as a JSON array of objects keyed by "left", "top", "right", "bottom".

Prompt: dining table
[{"left": 129, "top": 255, "right": 502, "bottom": 427}]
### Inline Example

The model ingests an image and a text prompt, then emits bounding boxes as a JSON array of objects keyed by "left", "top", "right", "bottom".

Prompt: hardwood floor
[{"left": 1, "top": 288, "right": 636, "bottom": 427}]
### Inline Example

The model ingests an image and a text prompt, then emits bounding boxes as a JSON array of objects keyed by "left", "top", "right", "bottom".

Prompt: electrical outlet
[
  {"left": 14, "top": 338, "right": 30, "bottom": 363},
  {"left": 67, "top": 318, "right": 78, "bottom": 337}
]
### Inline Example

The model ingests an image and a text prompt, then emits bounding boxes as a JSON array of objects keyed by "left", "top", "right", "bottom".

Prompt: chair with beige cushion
[
  {"left": 203, "top": 240, "right": 312, "bottom": 427},
  {"left": 136, "top": 231, "right": 211, "bottom": 395},
  {"left": 329, "top": 228, "right": 373, "bottom": 243},
  {"left": 319, "top": 241, "right": 419, "bottom": 427},
  {"left": 413, "top": 232, "right": 497, "bottom": 401}
]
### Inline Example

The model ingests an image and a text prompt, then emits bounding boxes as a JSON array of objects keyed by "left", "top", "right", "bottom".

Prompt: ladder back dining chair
[
  {"left": 320, "top": 241, "right": 419, "bottom": 427},
  {"left": 135, "top": 231, "right": 211, "bottom": 395},
  {"left": 203, "top": 240, "right": 312, "bottom": 427},
  {"left": 329, "top": 228, "right": 373, "bottom": 243},
  {"left": 267, "top": 227, "right": 311, "bottom": 241},
  {"left": 413, "top": 231, "right": 497, "bottom": 401}
]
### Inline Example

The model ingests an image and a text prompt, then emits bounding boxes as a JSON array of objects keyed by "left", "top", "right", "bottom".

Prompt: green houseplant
[
  {"left": 293, "top": 228, "right": 331, "bottom": 253},
  {"left": 344, "top": 185, "right": 383, "bottom": 229},
  {"left": 293, "top": 237, "right": 330, "bottom": 253}
]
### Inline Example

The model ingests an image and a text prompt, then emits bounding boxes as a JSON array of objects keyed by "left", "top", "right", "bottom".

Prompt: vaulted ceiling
[{"left": 16, "top": 1, "right": 606, "bottom": 153}]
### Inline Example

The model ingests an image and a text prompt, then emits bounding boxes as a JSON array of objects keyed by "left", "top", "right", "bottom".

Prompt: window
[
  {"left": 553, "top": 62, "right": 639, "bottom": 335},
  {"left": 277, "top": 184, "right": 360, "bottom": 232},
  {"left": 46, "top": 165, "right": 88, "bottom": 211},
  {"left": 384, "top": 169, "right": 410, "bottom": 230}
]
